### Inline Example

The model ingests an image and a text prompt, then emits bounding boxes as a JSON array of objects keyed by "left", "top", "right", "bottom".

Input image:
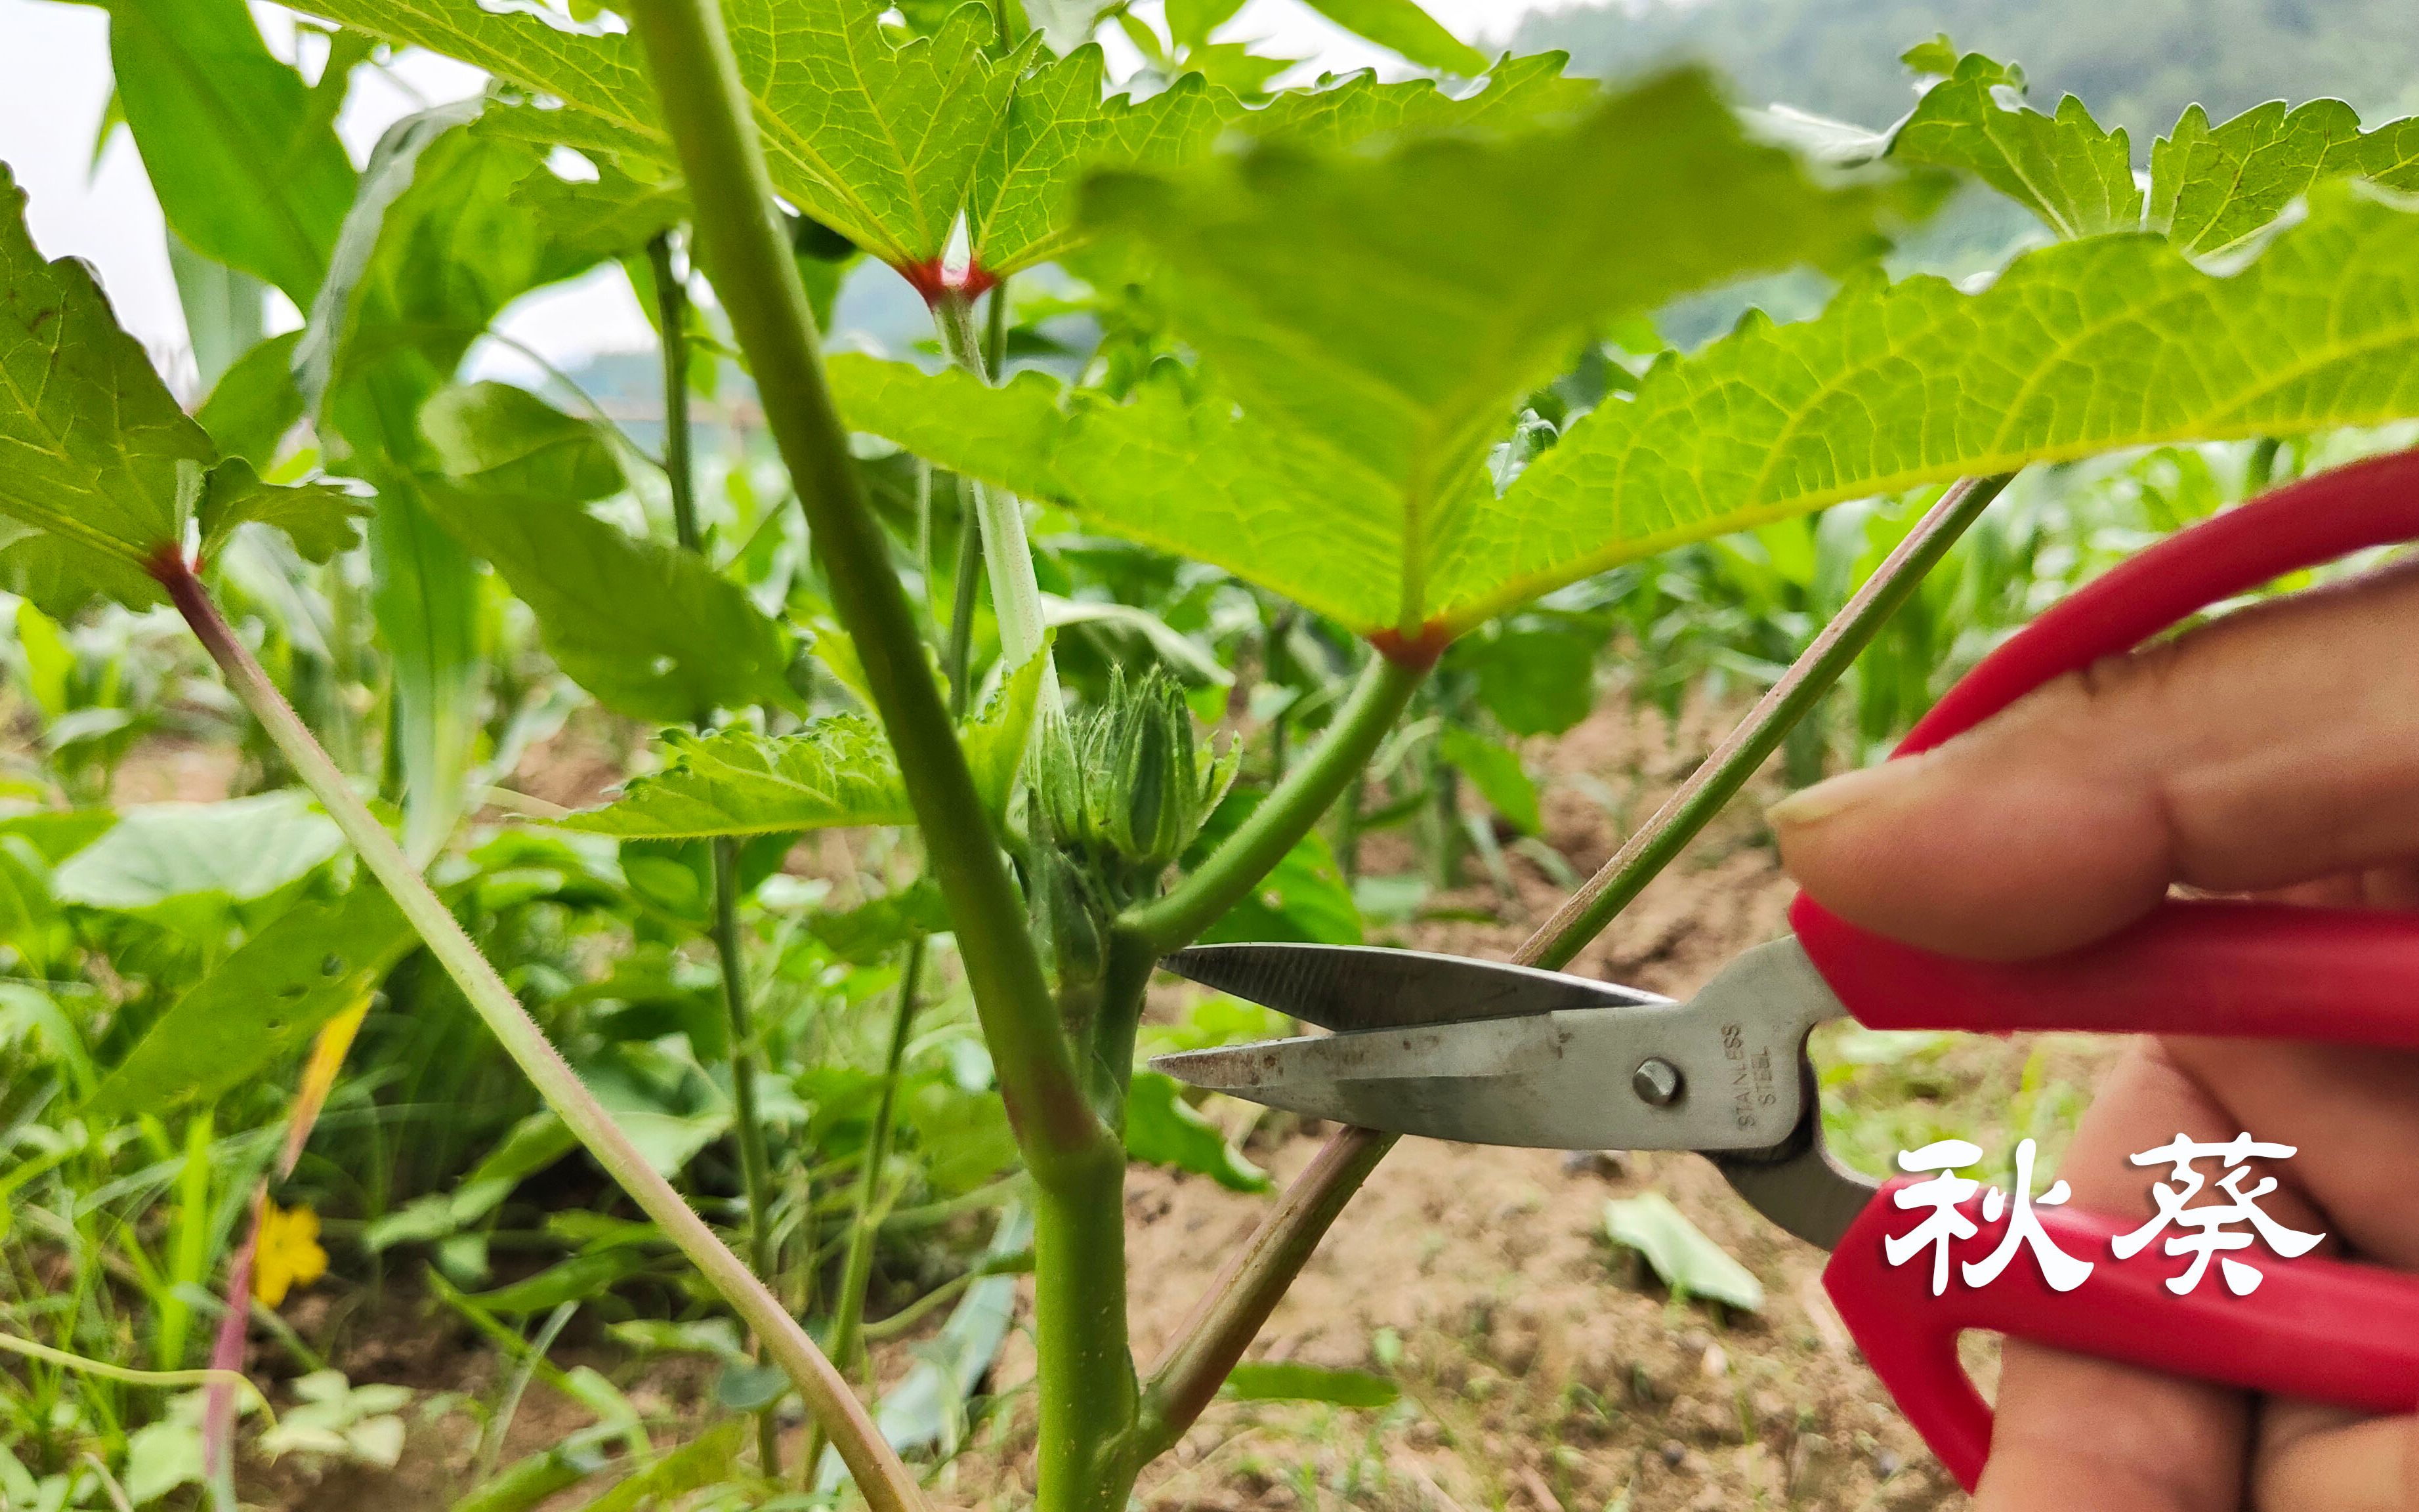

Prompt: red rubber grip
[
  {"left": 1792, "top": 450, "right": 2419, "bottom": 1484},
  {"left": 1827, "top": 1181, "right": 2419, "bottom": 1492},
  {"left": 1792, "top": 446, "right": 2419, "bottom": 1042}
]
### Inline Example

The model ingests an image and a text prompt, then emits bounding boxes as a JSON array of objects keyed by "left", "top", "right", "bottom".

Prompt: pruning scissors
[{"left": 1153, "top": 450, "right": 2419, "bottom": 1491}]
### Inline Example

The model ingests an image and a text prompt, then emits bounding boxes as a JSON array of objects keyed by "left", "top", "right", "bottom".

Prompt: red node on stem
[
  {"left": 1368, "top": 620, "right": 1451, "bottom": 670},
  {"left": 898, "top": 257, "right": 999, "bottom": 308}
]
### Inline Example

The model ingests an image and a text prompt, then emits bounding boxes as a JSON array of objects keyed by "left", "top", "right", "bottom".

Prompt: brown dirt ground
[{"left": 221, "top": 692, "right": 2121, "bottom": 1511}]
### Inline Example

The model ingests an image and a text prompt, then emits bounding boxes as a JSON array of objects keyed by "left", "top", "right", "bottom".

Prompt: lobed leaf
[
  {"left": 0, "top": 166, "right": 362, "bottom": 617},
  {"left": 2153, "top": 98, "right": 2419, "bottom": 260},
  {"left": 289, "top": 0, "right": 1584, "bottom": 287},
  {"left": 559, "top": 652, "right": 1045, "bottom": 839},
  {"left": 1887, "top": 50, "right": 2140, "bottom": 240},
  {"left": 1232, "top": 51, "right": 1593, "bottom": 152},
  {"left": 1478, "top": 180, "right": 2419, "bottom": 631},
  {"left": 836, "top": 70, "right": 1901, "bottom": 641}
]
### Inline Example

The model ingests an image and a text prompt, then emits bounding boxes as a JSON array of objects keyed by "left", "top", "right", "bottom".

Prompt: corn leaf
[
  {"left": 420, "top": 485, "right": 805, "bottom": 724},
  {"left": 1887, "top": 49, "right": 2140, "bottom": 240},
  {"left": 106, "top": 0, "right": 358, "bottom": 304},
  {"left": 558, "top": 652, "right": 1045, "bottom": 838},
  {"left": 0, "top": 166, "right": 359, "bottom": 617},
  {"left": 2153, "top": 98, "right": 2419, "bottom": 260},
  {"left": 86, "top": 882, "right": 415, "bottom": 1118}
]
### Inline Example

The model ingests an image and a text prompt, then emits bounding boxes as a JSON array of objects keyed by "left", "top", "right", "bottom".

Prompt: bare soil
[{"left": 233, "top": 693, "right": 2117, "bottom": 1511}]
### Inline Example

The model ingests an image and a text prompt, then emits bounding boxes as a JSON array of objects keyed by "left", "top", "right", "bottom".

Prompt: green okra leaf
[
  {"left": 847, "top": 176, "right": 2419, "bottom": 642},
  {"left": 287, "top": 0, "right": 1582, "bottom": 287},
  {"left": 1887, "top": 47, "right": 2140, "bottom": 240},
  {"left": 558, "top": 651, "right": 1046, "bottom": 838},
  {"left": 197, "top": 331, "right": 308, "bottom": 470},
  {"left": 0, "top": 167, "right": 360, "bottom": 616},
  {"left": 2153, "top": 98, "right": 2419, "bottom": 261},
  {"left": 51, "top": 791, "right": 344, "bottom": 912},
  {"left": 834, "top": 69, "right": 1904, "bottom": 643}
]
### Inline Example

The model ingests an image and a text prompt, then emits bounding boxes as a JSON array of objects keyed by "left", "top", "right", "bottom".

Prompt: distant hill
[{"left": 1511, "top": 0, "right": 2419, "bottom": 138}]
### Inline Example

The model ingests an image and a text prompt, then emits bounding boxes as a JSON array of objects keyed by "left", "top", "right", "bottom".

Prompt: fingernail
[{"left": 1765, "top": 760, "right": 1914, "bottom": 828}]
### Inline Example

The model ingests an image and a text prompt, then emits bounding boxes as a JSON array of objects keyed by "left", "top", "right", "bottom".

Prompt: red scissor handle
[
  {"left": 1794, "top": 448, "right": 2419, "bottom": 1488},
  {"left": 1792, "top": 446, "right": 2419, "bottom": 1041},
  {"left": 1826, "top": 1182, "right": 2419, "bottom": 1491}
]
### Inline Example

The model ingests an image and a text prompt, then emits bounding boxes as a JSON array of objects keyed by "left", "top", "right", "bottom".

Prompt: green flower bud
[{"left": 1030, "top": 667, "right": 1232, "bottom": 904}]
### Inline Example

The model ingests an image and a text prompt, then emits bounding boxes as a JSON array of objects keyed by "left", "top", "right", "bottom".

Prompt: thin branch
[{"left": 1135, "top": 473, "right": 2015, "bottom": 1452}]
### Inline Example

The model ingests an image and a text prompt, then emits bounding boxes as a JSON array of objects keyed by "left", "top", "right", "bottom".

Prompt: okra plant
[{"left": 7, "top": 1, "right": 2419, "bottom": 1506}]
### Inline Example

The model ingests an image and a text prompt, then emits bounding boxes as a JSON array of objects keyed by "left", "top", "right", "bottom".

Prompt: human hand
[{"left": 1771, "top": 557, "right": 2419, "bottom": 1511}]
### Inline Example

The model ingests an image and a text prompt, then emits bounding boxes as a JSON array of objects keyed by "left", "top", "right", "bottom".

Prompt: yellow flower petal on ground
[{"left": 253, "top": 1201, "right": 327, "bottom": 1308}]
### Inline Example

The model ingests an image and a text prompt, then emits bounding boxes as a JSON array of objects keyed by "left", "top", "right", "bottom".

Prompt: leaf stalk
[
  {"left": 156, "top": 559, "right": 922, "bottom": 1512},
  {"left": 1134, "top": 472, "right": 2013, "bottom": 1449}
]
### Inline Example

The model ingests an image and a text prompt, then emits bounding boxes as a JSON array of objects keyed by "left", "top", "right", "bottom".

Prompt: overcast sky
[{"left": 0, "top": 0, "right": 1586, "bottom": 376}]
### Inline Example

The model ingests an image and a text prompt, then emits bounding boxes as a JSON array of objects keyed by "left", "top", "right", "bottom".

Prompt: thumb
[{"left": 1769, "top": 560, "right": 2419, "bottom": 961}]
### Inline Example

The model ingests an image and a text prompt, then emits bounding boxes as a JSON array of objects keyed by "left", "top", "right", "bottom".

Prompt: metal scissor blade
[
  {"left": 1162, "top": 941, "right": 1666, "bottom": 1034},
  {"left": 1153, "top": 937, "right": 1851, "bottom": 1154}
]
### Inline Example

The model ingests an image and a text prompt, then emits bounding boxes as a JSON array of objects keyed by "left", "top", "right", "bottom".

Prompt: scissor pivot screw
[{"left": 1632, "top": 1057, "right": 1685, "bottom": 1108}]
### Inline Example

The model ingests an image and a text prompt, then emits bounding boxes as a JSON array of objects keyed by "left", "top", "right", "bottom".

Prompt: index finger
[{"left": 1769, "top": 560, "right": 2419, "bottom": 960}]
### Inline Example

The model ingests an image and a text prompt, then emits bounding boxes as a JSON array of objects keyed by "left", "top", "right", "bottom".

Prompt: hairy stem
[
  {"left": 1135, "top": 473, "right": 2013, "bottom": 1452},
  {"left": 1122, "top": 656, "right": 1427, "bottom": 954},
  {"left": 625, "top": 0, "right": 1101, "bottom": 1180},
  {"left": 1521, "top": 472, "right": 2013, "bottom": 969},
  {"left": 158, "top": 562, "right": 923, "bottom": 1512}
]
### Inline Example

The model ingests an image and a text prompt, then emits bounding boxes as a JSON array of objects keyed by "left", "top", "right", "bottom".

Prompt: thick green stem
[
  {"left": 1122, "top": 656, "right": 1427, "bottom": 954},
  {"left": 625, "top": 0, "right": 1101, "bottom": 1181},
  {"left": 157, "top": 562, "right": 923, "bottom": 1512},
  {"left": 709, "top": 835, "right": 782, "bottom": 1475},
  {"left": 1135, "top": 474, "right": 2014, "bottom": 1455},
  {"left": 1032, "top": 1146, "right": 1141, "bottom": 1511}
]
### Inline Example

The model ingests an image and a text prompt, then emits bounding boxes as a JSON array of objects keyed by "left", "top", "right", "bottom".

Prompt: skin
[{"left": 1768, "top": 556, "right": 2419, "bottom": 1511}]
